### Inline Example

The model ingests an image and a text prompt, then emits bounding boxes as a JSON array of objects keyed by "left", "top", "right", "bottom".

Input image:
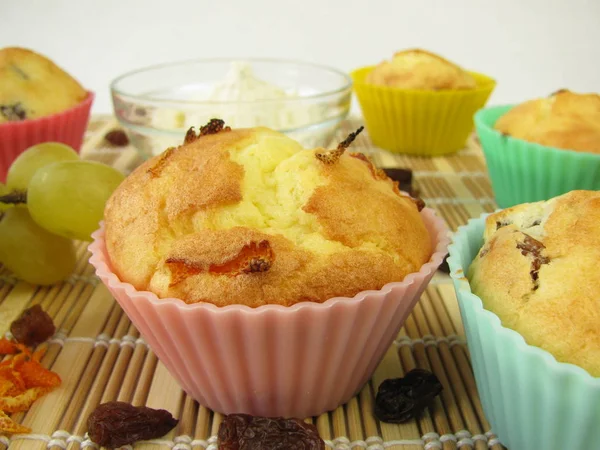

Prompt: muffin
[
  {"left": 448, "top": 191, "right": 600, "bottom": 450},
  {"left": 90, "top": 120, "right": 450, "bottom": 417},
  {"left": 494, "top": 90, "right": 600, "bottom": 153},
  {"left": 0, "top": 48, "right": 93, "bottom": 182},
  {"left": 0, "top": 47, "right": 87, "bottom": 124},
  {"left": 351, "top": 49, "right": 495, "bottom": 155},
  {"left": 104, "top": 121, "right": 432, "bottom": 307},
  {"left": 474, "top": 90, "right": 600, "bottom": 208},
  {"left": 366, "top": 49, "right": 477, "bottom": 90},
  {"left": 469, "top": 190, "right": 600, "bottom": 376}
]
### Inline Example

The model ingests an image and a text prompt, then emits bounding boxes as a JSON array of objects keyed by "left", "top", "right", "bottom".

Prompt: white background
[{"left": 2, "top": 0, "right": 599, "bottom": 115}]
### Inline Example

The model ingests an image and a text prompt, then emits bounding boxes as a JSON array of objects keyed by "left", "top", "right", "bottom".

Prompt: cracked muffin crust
[
  {"left": 468, "top": 190, "right": 600, "bottom": 376},
  {"left": 0, "top": 47, "right": 87, "bottom": 124},
  {"left": 104, "top": 122, "right": 432, "bottom": 307},
  {"left": 366, "top": 49, "right": 476, "bottom": 91},
  {"left": 494, "top": 89, "right": 600, "bottom": 154}
]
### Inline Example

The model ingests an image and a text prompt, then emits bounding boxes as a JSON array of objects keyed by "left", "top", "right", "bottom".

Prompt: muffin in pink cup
[
  {"left": 0, "top": 47, "right": 93, "bottom": 181},
  {"left": 88, "top": 121, "right": 449, "bottom": 417}
]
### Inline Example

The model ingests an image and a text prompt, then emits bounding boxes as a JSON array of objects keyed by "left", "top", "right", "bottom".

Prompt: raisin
[
  {"left": 496, "top": 220, "right": 511, "bottom": 230},
  {"left": 104, "top": 129, "right": 129, "bottom": 147},
  {"left": 184, "top": 127, "right": 198, "bottom": 144},
  {"left": 199, "top": 119, "right": 231, "bottom": 136},
  {"left": 217, "top": 414, "right": 325, "bottom": 450},
  {"left": 516, "top": 234, "right": 550, "bottom": 290},
  {"left": 87, "top": 401, "right": 178, "bottom": 448},
  {"left": 10, "top": 305, "right": 55, "bottom": 346},
  {"left": 374, "top": 369, "right": 443, "bottom": 423},
  {"left": 0, "top": 103, "right": 27, "bottom": 121}
]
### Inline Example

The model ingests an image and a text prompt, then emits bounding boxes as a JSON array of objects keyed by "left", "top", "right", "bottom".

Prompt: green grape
[
  {"left": 28, "top": 161, "right": 125, "bottom": 241},
  {"left": 0, "top": 207, "right": 77, "bottom": 285},
  {"left": 6, "top": 142, "right": 78, "bottom": 190},
  {"left": 0, "top": 182, "right": 11, "bottom": 212}
]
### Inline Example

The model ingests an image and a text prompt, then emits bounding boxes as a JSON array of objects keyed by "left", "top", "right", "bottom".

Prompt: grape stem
[{"left": 0, "top": 190, "right": 27, "bottom": 205}]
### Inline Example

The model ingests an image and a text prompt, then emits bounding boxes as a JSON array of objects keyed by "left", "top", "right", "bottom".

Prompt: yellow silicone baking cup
[{"left": 351, "top": 67, "right": 496, "bottom": 156}]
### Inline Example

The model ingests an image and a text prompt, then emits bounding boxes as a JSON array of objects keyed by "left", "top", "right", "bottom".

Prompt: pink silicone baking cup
[
  {"left": 88, "top": 207, "right": 449, "bottom": 418},
  {"left": 0, "top": 92, "right": 94, "bottom": 182}
]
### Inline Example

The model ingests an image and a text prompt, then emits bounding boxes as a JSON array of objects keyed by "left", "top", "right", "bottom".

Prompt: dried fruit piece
[
  {"left": 0, "top": 338, "right": 19, "bottom": 355},
  {"left": 104, "top": 129, "right": 129, "bottom": 147},
  {"left": 218, "top": 414, "right": 325, "bottom": 450},
  {"left": 0, "top": 338, "right": 61, "bottom": 433},
  {"left": 315, "top": 126, "right": 364, "bottom": 164},
  {"left": 0, "top": 368, "right": 25, "bottom": 396},
  {"left": 199, "top": 119, "right": 231, "bottom": 137},
  {"left": 516, "top": 234, "right": 551, "bottom": 290},
  {"left": 166, "top": 240, "right": 274, "bottom": 286},
  {"left": 0, "top": 410, "right": 30, "bottom": 434},
  {"left": 0, "top": 386, "right": 51, "bottom": 413},
  {"left": 10, "top": 304, "right": 55, "bottom": 346},
  {"left": 184, "top": 119, "right": 232, "bottom": 144},
  {"left": 374, "top": 369, "right": 443, "bottom": 423},
  {"left": 184, "top": 127, "right": 198, "bottom": 144},
  {"left": 210, "top": 240, "right": 274, "bottom": 275},
  {"left": 0, "top": 103, "right": 27, "bottom": 121},
  {"left": 87, "top": 401, "right": 178, "bottom": 448},
  {"left": 19, "top": 360, "right": 61, "bottom": 389}
]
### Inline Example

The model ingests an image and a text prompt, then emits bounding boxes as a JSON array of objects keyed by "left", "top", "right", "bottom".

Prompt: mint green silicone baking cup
[
  {"left": 447, "top": 215, "right": 600, "bottom": 450},
  {"left": 474, "top": 106, "right": 600, "bottom": 208}
]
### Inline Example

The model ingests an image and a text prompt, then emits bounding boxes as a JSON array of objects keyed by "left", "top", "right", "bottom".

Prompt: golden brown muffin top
[
  {"left": 366, "top": 49, "right": 476, "bottom": 90},
  {"left": 494, "top": 90, "right": 600, "bottom": 154},
  {"left": 468, "top": 190, "right": 600, "bottom": 376},
  {"left": 104, "top": 121, "right": 432, "bottom": 307},
  {"left": 0, "top": 47, "right": 87, "bottom": 124}
]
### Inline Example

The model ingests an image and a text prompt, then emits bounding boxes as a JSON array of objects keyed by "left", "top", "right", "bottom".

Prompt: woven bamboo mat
[{"left": 0, "top": 117, "right": 507, "bottom": 450}]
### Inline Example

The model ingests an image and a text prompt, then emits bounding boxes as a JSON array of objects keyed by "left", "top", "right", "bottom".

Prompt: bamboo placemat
[{"left": 0, "top": 117, "right": 507, "bottom": 450}]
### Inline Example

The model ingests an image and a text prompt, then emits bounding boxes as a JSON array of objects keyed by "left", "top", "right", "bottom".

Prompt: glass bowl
[{"left": 111, "top": 58, "right": 352, "bottom": 159}]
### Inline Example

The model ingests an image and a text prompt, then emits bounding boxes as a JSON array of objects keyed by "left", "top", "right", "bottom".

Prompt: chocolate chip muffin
[
  {"left": 0, "top": 47, "right": 87, "bottom": 124},
  {"left": 494, "top": 89, "right": 600, "bottom": 154},
  {"left": 104, "top": 121, "right": 432, "bottom": 307},
  {"left": 468, "top": 190, "right": 600, "bottom": 376}
]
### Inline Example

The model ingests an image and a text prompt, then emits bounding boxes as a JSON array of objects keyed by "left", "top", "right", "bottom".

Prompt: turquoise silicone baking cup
[
  {"left": 474, "top": 106, "right": 600, "bottom": 208},
  {"left": 447, "top": 215, "right": 600, "bottom": 450}
]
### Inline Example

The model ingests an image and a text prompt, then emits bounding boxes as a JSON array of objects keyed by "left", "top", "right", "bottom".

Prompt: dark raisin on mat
[
  {"left": 104, "top": 129, "right": 129, "bottom": 147},
  {"left": 0, "top": 103, "right": 27, "bottom": 121},
  {"left": 10, "top": 304, "right": 55, "bottom": 346},
  {"left": 217, "top": 414, "right": 325, "bottom": 450},
  {"left": 374, "top": 369, "right": 443, "bottom": 424},
  {"left": 87, "top": 401, "right": 178, "bottom": 448}
]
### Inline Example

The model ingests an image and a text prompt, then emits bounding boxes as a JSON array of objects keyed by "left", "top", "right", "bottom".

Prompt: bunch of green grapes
[{"left": 0, "top": 143, "right": 125, "bottom": 285}]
